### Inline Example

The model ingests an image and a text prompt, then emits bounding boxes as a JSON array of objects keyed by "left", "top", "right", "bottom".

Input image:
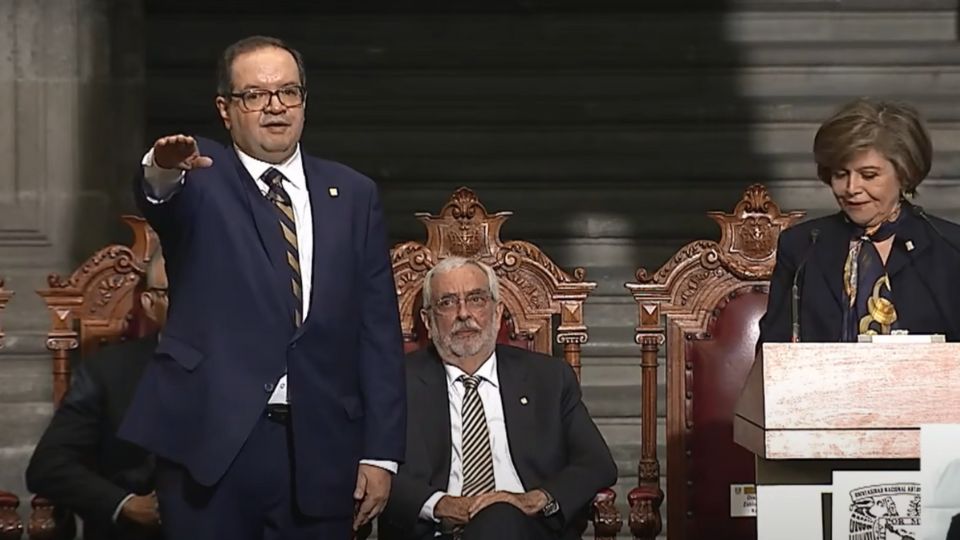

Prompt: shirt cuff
[
  {"left": 359, "top": 459, "right": 398, "bottom": 474},
  {"left": 419, "top": 491, "right": 445, "bottom": 523},
  {"left": 142, "top": 148, "right": 186, "bottom": 203},
  {"left": 112, "top": 493, "right": 136, "bottom": 523}
]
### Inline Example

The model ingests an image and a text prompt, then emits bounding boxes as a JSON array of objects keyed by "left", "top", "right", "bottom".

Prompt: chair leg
[
  {"left": 628, "top": 486, "right": 663, "bottom": 540},
  {"left": 0, "top": 491, "right": 23, "bottom": 540},
  {"left": 27, "top": 496, "right": 73, "bottom": 540},
  {"left": 592, "top": 488, "right": 622, "bottom": 540}
]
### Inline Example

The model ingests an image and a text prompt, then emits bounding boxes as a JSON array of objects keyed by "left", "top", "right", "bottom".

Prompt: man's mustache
[
  {"left": 260, "top": 116, "right": 290, "bottom": 126},
  {"left": 451, "top": 319, "right": 482, "bottom": 333}
]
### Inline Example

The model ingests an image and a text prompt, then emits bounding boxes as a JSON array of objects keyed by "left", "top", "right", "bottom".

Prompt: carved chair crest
[{"left": 391, "top": 187, "right": 596, "bottom": 375}]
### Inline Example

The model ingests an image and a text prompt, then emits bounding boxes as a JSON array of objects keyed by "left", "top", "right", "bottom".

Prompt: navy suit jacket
[
  {"left": 758, "top": 202, "right": 960, "bottom": 345},
  {"left": 118, "top": 138, "right": 406, "bottom": 519}
]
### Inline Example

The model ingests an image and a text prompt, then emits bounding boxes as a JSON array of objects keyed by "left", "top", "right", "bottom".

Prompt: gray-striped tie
[
  {"left": 261, "top": 167, "right": 303, "bottom": 327},
  {"left": 459, "top": 375, "right": 495, "bottom": 496}
]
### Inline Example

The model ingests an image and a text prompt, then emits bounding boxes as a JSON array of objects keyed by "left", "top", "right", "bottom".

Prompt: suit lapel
[
  {"left": 418, "top": 348, "right": 453, "bottom": 485},
  {"left": 293, "top": 157, "right": 345, "bottom": 340},
  {"left": 886, "top": 208, "right": 931, "bottom": 279},
  {"left": 809, "top": 213, "right": 849, "bottom": 309},
  {"left": 495, "top": 346, "right": 534, "bottom": 489},
  {"left": 232, "top": 150, "right": 289, "bottom": 319}
]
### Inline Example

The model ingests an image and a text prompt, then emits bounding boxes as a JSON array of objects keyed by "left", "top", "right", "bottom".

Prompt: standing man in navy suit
[{"left": 118, "top": 35, "right": 406, "bottom": 540}]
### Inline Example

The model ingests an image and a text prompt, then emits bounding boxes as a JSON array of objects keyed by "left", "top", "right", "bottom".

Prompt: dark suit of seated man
[
  {"left": 26, "top": 249, "right": 167, "bottom": 540},
  {"left": 379, "top": 257, "right": 618, "bottom": 540},
  {"left": 948, "top": 513, "right": 960, "bottom": 540}
]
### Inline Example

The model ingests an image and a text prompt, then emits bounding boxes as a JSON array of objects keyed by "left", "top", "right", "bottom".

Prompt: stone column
[{"left": 0, "top": 0, "right": 144, "bottom": 502}]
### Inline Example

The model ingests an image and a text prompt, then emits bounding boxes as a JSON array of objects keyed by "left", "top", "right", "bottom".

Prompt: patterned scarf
[{"left": 841, "top": 205, "right": 902, "bottom": 342}]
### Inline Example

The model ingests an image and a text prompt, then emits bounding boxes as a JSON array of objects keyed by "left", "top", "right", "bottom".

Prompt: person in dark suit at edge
[
  {"left": 758, "top": 98, "right": 960, "bottom": 346},
  {"left": 26, "top": 247, "right": 167, "bottom": 540},
  {"left": 117, "top": 35, "right": 405, "bottom": 539},
  {"left": 379, "top": 257, "right": 617, "bottom": 540},
  {"left": 946, "top": 512, "right": 960, "bottom": 540}
]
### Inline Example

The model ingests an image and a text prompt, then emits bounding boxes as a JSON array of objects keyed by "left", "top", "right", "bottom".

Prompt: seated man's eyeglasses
[
  {"left": 428, "top": 291, "right": 493, "bottom": 315},
  {"left": 227, "top": 85, "right": 307, "bottom": 112}
]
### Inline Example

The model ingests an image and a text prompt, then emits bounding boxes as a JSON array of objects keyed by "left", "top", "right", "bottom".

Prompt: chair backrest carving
[
  {"left": 391, "top": 187, "right": 596, "bottom": 377},
  {"left": 625, "top": 184, "right": 804, "bottom": 540},
  {"left": 35, "top": 216, "right": 159, "bottom": 407}
]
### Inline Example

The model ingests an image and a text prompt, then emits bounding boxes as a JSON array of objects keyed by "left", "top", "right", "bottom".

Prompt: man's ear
[
  {"left": 420, "top": 309, "right": 432, "bottom": 338},
  {"left": 215, "top": 96, "right": 231, "bottom": 129}
]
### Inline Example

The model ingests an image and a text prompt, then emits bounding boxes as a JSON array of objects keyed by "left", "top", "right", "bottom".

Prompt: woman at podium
[{"left": 758, "top": 98, "right": 960, "bottom": 344}]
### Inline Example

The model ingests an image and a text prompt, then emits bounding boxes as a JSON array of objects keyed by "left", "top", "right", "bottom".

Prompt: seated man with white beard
[{"left": 378, "top": 257, "right": 617, "bottom": 540}]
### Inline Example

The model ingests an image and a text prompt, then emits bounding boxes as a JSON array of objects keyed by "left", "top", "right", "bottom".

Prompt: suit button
[
  {"left": 264, "top": 383, "right": 275, "bottom": 392},
  {"left": 290, "top": 342, "right": 297, "bottom": 350}
]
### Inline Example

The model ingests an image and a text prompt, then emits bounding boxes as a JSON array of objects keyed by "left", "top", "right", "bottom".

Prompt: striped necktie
[
  {"left": 458, "top": 375, "right": 495, "bottom": 496},
  {"left": 261, "top": 167, "right": 303, "bottom": 327}
]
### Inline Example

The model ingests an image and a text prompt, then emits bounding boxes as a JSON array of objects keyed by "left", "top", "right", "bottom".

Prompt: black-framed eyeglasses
[
  {"left": 226, "top": 85, "right": 307, "bottom": 112},
  {"left": 426, "top": 291, "right": 493, "bottom": 315}
]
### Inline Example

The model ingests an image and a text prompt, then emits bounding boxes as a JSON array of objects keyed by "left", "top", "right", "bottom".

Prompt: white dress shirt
[
  {"left": 419, "top": 352, "right": 525, "bottom": 521},
  {"left": 141, "top": 145, "right": 396, "bottom": 473}
]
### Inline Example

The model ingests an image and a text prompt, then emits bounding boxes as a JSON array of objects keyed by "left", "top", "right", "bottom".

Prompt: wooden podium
[{"left": 734, "top": 341, "right": 960, "bottom": 539}]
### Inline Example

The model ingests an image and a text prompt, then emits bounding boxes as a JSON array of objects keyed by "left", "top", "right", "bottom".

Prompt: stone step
[
  {"left": 595, "top": 418, "right": 665, "bottom": 480},
  {"left": 583, "top": 297, "right": 639, "bottom": 328},
  {"left": 151, "top": 122, "right": 960, "bottom": 157},
  {"left": 138, "top": 125, "right": 960, "bottom": 180},
  {"left": 150, "top": 67, "right": 960, "bottom": 118},
  {"left": 581, "top": 364, "right": 666, "bottom": 419},
  {"left": 145, "top": 0, "right": 960, "bottom": 13},
  {"left": 0, "top": 329, "right": 50, "bottom": 355},
  {"left": 582, "top": 355, "right": 641, "bottom": 367},
  {"left": 146, "top": 13, "right": 960, "bottom": 73},
  {"left": 151, "top": 92, "right": 960, "bottom": 128},
  {"left": 0, "top": 445, "right": 35, "bottom": 506},
  {"left": 581, "top": 326, "right": 640, "bottom": 359},
  {"left": 2, "top": 402, "right": 53, "bottom": 449},
  {"left": 0, "top": 357, "right": 53, "bottom": 404},
  {"left": 382, "top": 179, "right": 960, "bottom": 241},
  {"left": 332, "top": 153, "right": 960, "bottom": 186}
]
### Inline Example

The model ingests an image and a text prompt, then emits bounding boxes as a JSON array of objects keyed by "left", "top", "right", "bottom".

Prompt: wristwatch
[{"left": 540, "top": 490, "right": 559, "bottom": 517}]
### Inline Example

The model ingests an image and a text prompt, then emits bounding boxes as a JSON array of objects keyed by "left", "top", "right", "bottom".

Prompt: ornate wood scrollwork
[
  {"left": 625, "top": 185, "right": 803, "bottom": 540},
  {"left": 391, "top": 187, "right": 595, "bottom": 378}
]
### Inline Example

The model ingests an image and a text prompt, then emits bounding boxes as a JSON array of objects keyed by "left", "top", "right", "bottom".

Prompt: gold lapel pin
[
  {"left": 906, "top": 240, "right": 915, "bottom": 252},
  {"left": 328, "top": 187, "right": 339, "bottom": 197},
  {"left": 520, "top": 397, "right": 528, "bottom": 405}
]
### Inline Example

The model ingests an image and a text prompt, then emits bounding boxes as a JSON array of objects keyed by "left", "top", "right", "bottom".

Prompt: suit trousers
[{"left": 155, "top": 412, "right": 351, "bottom": 540}]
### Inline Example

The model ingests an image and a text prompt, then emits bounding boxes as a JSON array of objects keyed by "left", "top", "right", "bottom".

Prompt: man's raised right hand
[{"left": 152, "top": 135, "right": 214, "bottom": 170}]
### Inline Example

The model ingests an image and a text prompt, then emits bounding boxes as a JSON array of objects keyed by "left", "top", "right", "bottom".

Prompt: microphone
[
  {"left": 911, "top": 204, "right": 960, "bottom": 259},
  {"left": 791, "top": 228, "right": 820, "bottom": 343}
]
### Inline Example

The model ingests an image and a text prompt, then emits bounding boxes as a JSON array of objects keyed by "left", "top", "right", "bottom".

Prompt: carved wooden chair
[
  {"left": 390, "top": 187, "right": 622, "bottom": 539},
  {"left": 25, "top": 216, "right": 160, "bottom": 540},
  {"left": 624, "top": 185, "right": 804, "bottom": 540}
]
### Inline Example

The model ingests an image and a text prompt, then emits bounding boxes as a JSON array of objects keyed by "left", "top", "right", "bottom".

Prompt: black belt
[{"left": 265, "top": 403, "right": 290, "bottom": 424}]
